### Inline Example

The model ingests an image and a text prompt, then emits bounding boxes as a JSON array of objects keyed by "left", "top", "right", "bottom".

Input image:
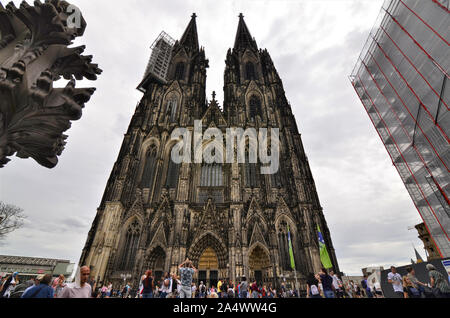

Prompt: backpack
[{"left": 310, "top": 285, "right": 320, "bottom": 296}]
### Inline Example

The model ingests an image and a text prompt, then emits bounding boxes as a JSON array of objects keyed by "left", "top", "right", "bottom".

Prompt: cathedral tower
[{"left": 80, "top": 14, "right": 339, "bottom": 289}]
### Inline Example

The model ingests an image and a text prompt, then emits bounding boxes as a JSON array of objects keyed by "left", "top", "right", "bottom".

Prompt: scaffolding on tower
[{"left": 138, "top": 31, "right": 176, "bottom": 92}]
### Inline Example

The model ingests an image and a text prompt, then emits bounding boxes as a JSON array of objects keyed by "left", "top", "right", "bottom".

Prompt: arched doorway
[
  {"left": 187, "top": 233, "right": 228, "bottom": 289},
  {"left": 198, "top": 247, "right": 219, "bottom": 288},
  {"left": 248, "top": 245, "right": 271, "bottom": 285},
  {"left": 146, "top": 246, "right": 166, "bottom": 282}
]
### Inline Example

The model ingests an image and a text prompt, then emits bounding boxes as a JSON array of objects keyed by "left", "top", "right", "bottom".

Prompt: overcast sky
[{"left": 0, "top": 0, "right": 426, "bottom": 276}]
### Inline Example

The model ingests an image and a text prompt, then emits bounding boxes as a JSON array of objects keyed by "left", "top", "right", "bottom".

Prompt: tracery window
[
  {"left": 278, "top": 221, "right": 293, "bottom": 271},
  {"left": 245, "top": 163, "right": 259, "bottom": 188},
  {"left": 201, "top": 163, "right": 223, "bottom": 187},
  {"left": 165, "top": 152, "right": 180, "bottom": 189},
  {"left": 249, "top": 95, "right": 262, "bottom": 121},
  {"left": 175, "top": 62, "right": 186, "bottom": 81},
  {"left": 141, "top": 145, "right": 158, "bottom": 189},
  {"left": 166, "top": 98, "right": 178, "bottom": 123},
  {"left": 119, "top": 220, "right": 141, "bottom": 270},
  {"left": 246, "top": 62, "right": 256, "bottom": 81}
]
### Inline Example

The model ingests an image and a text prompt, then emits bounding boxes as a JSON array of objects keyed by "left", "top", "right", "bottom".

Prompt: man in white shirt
[
  {"left": 330, "top": 270, "right": 342, "bottom": 298},
  {"left": 59, "top": 266, "right": 92, "bottom": 298},
  {"left": 387, "top": 266, "right": 404, "bottom": 298}
]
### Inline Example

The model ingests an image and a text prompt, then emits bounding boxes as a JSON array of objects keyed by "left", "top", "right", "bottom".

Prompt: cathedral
[{"left": 80, "top": 13, "right": 339, "bottom": 289}]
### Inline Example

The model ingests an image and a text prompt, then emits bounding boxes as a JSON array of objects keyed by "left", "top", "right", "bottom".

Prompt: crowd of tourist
[{"left": 1, "top": 260, "right": 449, "bottom": 299}]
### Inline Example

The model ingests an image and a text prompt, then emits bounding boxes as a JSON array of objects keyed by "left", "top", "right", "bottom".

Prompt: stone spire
[
  {"left": 179, "top": 13, "right": 199, "bottom": 52},
  {"left": 234, "top": 13, "right": 258, "bottom": 51}
]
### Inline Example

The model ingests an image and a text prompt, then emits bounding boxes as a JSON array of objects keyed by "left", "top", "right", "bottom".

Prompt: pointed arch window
[
  {"left": 165, "top": 155, "right": 180, "bottom": 189},
  {"left": 249, "top": 95, "right": 262, "bottom": 122},
  {"left": 165, "top": 98, "right": 178, "bottom": 123},
  {"left": 119, "top": 219, "right": 141, "bottom": 270},
  {"left": 277, "top": 221, "right": 292, "bottom": 271},
  {"left": 201, "top": 163, "right": 223, "bottom": 187},
  {"left": 271, "top": 163, "right": 283, "bottom": 188},
  {"left": 246, "top": 62, "right": 256, "bottom": 81},
  {"left": 245, "top": 163, "right": 259, "bottom": 188},
  {"left": 141, "top": 145, "right": 158, "bottom": 189},
  {"left": 175, "top": 62, "right": 186, "bottom": 81},
  {"left": 244, "top": 148, "right": 259, "bottom": 188}
]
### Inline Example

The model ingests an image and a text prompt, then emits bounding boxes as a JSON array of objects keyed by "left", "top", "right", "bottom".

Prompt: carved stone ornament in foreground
[{"left": 0, "top": 0, "right": 102, "bottom": 168}]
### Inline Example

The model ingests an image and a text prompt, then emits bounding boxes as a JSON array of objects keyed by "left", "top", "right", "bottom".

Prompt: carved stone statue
[{"left": 0, "top": 0, "right": 101, "bottom": 168}]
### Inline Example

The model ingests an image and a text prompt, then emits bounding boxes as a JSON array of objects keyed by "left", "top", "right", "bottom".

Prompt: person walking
[
  {"left": 387, "top": 266, "right": 404, "bottom": 298},
  {"left": 426, "top": 264, "right": 450, "bottom": 298},
  {"left": 58, "top": 266, "right": 92, "bottom": 298},
  {"left": 178, "top": 258, "right": 197, "bottom": 298},
  {"left": 21, "top": 274, "right": 54, "bottom": 298}
]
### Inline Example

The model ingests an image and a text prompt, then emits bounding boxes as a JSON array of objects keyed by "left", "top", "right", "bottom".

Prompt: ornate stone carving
[{"left": 0, "top": 0, "right": 101, "bottom": 168}]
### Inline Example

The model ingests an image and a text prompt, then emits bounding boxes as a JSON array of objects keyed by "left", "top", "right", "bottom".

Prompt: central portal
[
  {"left": 249, "top": 245, "right": 271, "bottom": 285},
  {"left": 198, "top": 247, "right": 219, "bottom": 288}
]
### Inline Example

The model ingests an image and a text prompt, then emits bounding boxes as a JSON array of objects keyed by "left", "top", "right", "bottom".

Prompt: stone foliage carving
[{"left": 0, "top": 0, "right": 101, "bottom": 168}]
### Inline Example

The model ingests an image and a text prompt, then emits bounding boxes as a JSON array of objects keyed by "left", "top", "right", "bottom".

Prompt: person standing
[
  {"left": 240, "top": 277, "right": 249, "bottom": 298},
  {"left": 58, "top": 266, "right": 92, "bottom": 298},
  {"left": 141, "top": 270, "right": 154, "bottom": 298},
  {"left": 373, "top": 281, "right": 383, "bottom": 298},
  {"left": 405, "top": 267, "right": 425, "bottom": 298},
  {"left": 171, "top": 273, "right": 181, "bottom": 298},
  {"left": 426, "top": 264, "right": 450, "bottom": 298},
  {"left": 159, "top": 272, "right": 171, "bottom": 298},
  {"left": 250, "top": 280, "right": 259, "bottom": 298},
  {"left": 1, "top": 272, "right": 19, "bottom": 298},
  {"left": 199, "top": 281, "right": 206, "bottom": 298},
  {"left": 319, "top": 268, "right": 335, "bottom": 298},
  {"left": 178, "top": 258, "right": 197, "bottom": 298},
  {"left": 53, "top": 275, "right": 66, "bottom": 298},
  {"left": 330, "top": 270, "right": 342, "bottom": 298},
  {"left": 402, "top": 276, "right": 420, "bottom": 298},
  {"left": 21, "top": 274, "right": 54, "bottom": 298},
  {"left": 360, "top": 275, "right": 372, "bottom": 298},
  {"left": 217, "top": 279, "right": 223, "bottom": 298},
  {"left": 306, "top": 273, "right": 321, "bottom": 298},
  {"left": 387, "top": 266, "right": 404, "bottom": 298}
]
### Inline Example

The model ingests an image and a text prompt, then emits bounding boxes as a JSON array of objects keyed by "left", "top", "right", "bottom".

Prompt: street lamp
[{"left": 120, "top": 273, "right": 131, "bottom": 286}]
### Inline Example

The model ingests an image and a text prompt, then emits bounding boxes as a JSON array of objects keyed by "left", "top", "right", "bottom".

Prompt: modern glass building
[{"left": 350, "top": 0, "right": 449, "bottom": 257}]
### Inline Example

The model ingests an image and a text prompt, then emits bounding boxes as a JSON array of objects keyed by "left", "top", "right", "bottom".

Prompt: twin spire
[
  {"left": 234, "top": 13, "right": 258, "bottom": 51},
  {"left": 179, "top": 13, "right": 199, "bottom": 52},
  {"left": 179, "top": 13, "right": 257, "bottom": 52}
]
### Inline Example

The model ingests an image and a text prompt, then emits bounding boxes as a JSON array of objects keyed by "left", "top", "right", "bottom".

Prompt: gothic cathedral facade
[{"left": 80, "top": 14, "right": 339, "bottom": 289}]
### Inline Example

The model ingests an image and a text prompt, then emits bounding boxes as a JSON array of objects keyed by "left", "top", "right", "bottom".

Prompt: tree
[{"left": 0, "top": 201, "right": 26, "bottom": 240}]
